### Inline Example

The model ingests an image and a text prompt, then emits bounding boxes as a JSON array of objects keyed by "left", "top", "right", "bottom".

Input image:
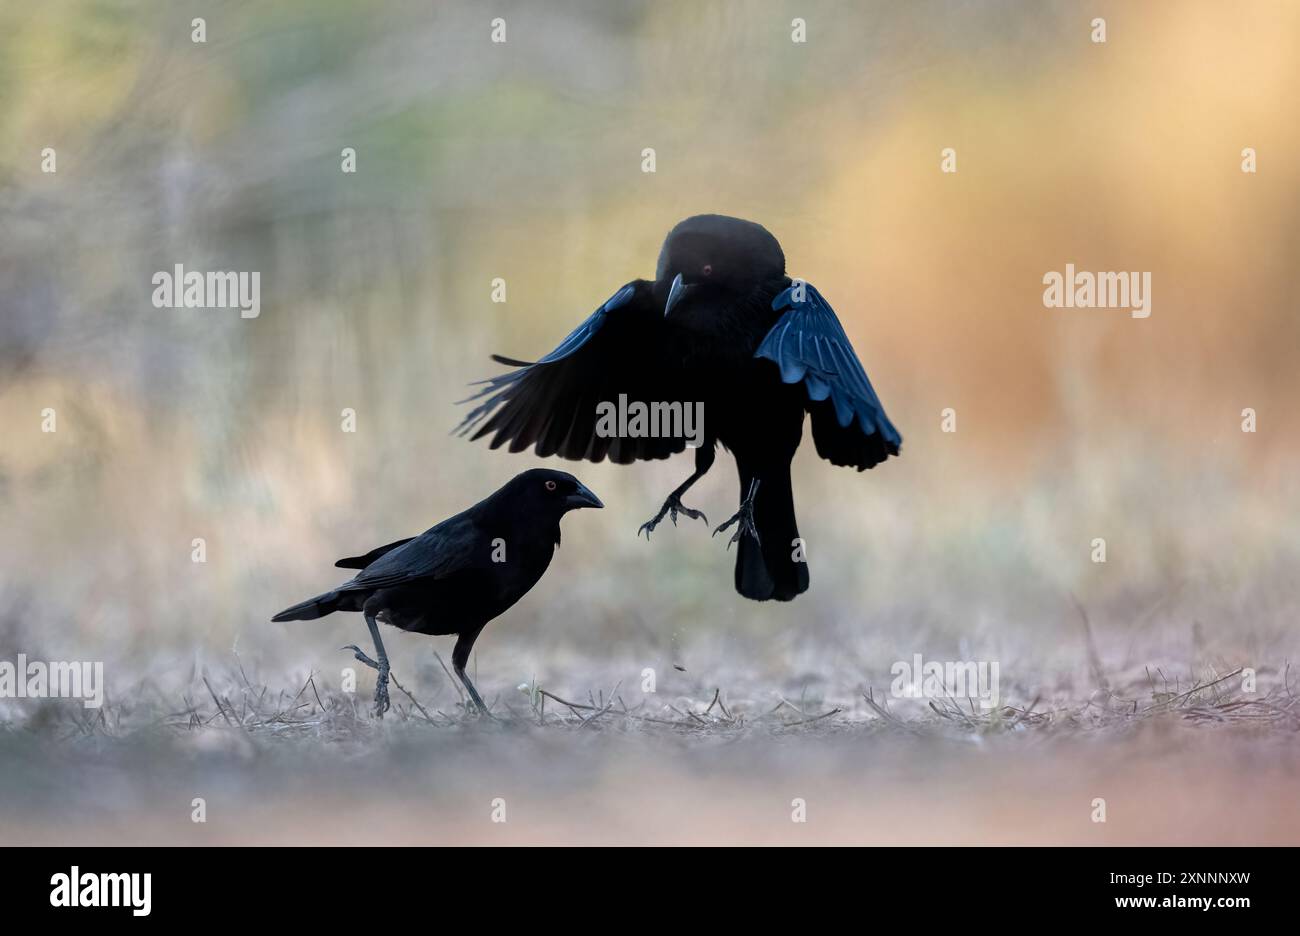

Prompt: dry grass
[
  {"left": 4, "top": 654, "right": 1299, "bottom": 846},
  {"left": 13, "top": 652, "right": 1297, "bottom": 742}
]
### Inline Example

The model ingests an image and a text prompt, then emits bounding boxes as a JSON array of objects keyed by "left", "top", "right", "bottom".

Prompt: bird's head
[
  {"left": 655, "top": 214, "right": 786, "bottom": 317},
  {"left": 505, "top": 468, "right": 604, "bottom": 517}
]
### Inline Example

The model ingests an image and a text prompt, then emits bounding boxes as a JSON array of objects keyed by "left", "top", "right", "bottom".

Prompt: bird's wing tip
[{"left": 491, "top": 353, "right": 537, "bottom": 367}]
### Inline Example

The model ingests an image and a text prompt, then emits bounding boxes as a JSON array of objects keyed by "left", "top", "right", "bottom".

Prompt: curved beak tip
[
  {"left": 664, "top": 272, "right": 686, "bottom": 317},
  {"left": 568, "top": 484, "right": 604, "bottom": 509}
]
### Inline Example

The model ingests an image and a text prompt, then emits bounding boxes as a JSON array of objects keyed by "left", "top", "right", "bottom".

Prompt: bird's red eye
[
  {"left": 545, "top": 480, "right": 557, "bottom": 491},
  {"left": 702, "top": 264, "right": 713, "bottom": 276}
]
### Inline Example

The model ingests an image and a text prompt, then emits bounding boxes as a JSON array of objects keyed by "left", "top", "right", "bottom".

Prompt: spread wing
[
  {"left": 335, "top": 513, "right": 480, "bottom": 593},
  {"left": 757, "top": 282, "right": 901, "bottom": 470},
  {"left": 455, "top": 281, "right": 685, "bottom": 463}
]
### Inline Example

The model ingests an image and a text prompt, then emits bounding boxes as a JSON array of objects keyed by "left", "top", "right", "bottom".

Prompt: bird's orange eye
[
  {"left": 702, "top": 264, "right": 713, "bottom": 276},
  {"left": 545, "top": 480, "right": 557, "bottom": 491}
]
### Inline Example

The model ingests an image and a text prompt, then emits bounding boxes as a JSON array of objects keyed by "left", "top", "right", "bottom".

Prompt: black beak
[
  {"left": 565, "top": 482, "right": 604, "bottom": 510},
  {"left": 664, "top": 273, "right": 689, "bottom": 317}
]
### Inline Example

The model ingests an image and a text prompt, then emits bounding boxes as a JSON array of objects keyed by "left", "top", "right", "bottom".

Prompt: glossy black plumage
[
  {"left": 271, "top": 468, "right": 603, "bottom": 714},
  {"left": 457, "top": 215, "right": 900, "bottom": 602}
]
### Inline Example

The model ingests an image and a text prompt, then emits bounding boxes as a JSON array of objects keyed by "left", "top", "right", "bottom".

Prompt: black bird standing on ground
[
  {"left": 458, "top": 215, "right": 900, "bottom": 602},
  {"left": 270, "top": 469, "right": 603, "bottom": 716}
]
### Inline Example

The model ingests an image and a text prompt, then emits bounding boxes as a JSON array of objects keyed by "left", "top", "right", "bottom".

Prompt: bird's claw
[
  {"left": 712, "top": 479, "right": 761, "bottom": 550},
  {"left": 374, "top": 666, "right": 391, "bottom": 718},
  {"left": 638, "top": 494, "right": 708, "bottom": 539},
  {"left": 342, "top": 645, "right": 380, "bottom": 670},
  {"left": 341, "top": 646, "right": 391, "bottom": 717}
]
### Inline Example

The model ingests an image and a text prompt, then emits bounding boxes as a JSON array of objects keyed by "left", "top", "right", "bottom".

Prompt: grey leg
[
  {"left": 454, "top": 664, "right": 488, "bottom": 715},
  {"left": 342, "top": 613, "right": 390, "bottom": 717},
  {"left": 452, "top": 632, "right": 489, "bottom": 716}
]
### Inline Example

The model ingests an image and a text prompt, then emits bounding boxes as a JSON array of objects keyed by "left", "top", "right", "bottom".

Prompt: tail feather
[
  {"left": 270, "top": 590, "right": 341, "bottom": 622},
  {"left": 734, "top": 461, "right": 808, "bottom": 602}
]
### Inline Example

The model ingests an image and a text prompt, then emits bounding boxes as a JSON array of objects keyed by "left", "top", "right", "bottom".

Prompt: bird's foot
[
  {"left": 342, "top": 644, "right": 379, "bottom": 670},
  {"left": 461, "top": 685, "right": 489, "bottom": 717},
  {"left": 373, "top": 665, "right": 391, "bottom": 718},
  {"left": 455, "top": 666, "right": 492, "bottom": 718},
  {"left": 712, "top": 479, "right": 761, "bottom": 550},
  {"left": 342, "top": 645, "right": 391, "bottom": 717},
  {"left": 638, "top": 493, "right": 708, "bottom": 539}
]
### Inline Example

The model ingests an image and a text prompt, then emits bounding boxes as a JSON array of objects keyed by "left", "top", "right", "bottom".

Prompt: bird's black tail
[
  {"left": 270, "top": 590, "right": 341, "bottom": 622},
  {"left": 734, "top": 460, "right": 809, "bottom": 602}
]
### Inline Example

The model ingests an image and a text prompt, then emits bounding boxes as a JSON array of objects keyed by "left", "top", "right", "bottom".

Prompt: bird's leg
[
  {"left": 452, "top": 633, "right": 490, "bottom": 717},
  {"left": 713, "top": 478, "right": 761, "bottom": 549},
  {"left": 341, "top": 642, "right": 393, "bottom": 715},
  {"left": 454, "top": 664, "right": 489, "bottom": 716},
  {"left": 639, "top": 444, "right": 714, "bottom": 539},
  {"left": 347, "top": 613, "right": 390, "bottom": 717}
]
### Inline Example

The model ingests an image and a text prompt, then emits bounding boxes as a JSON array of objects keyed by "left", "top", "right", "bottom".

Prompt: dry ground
[{"left": 3, "top": 656, "right": 1297, "bottom": 846}]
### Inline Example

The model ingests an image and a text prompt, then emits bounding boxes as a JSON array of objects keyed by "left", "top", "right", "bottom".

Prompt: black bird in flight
[
  {"left": 270, "top": 469, "right": 603, "bottom": 715},
  {"left": 458, "top": 214, "right": 900, "bottom": 602}
]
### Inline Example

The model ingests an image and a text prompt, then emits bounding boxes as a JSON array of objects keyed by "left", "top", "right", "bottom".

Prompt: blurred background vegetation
[{"left": 1, "top": 0, "right": 1297, "bottom": 705}]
